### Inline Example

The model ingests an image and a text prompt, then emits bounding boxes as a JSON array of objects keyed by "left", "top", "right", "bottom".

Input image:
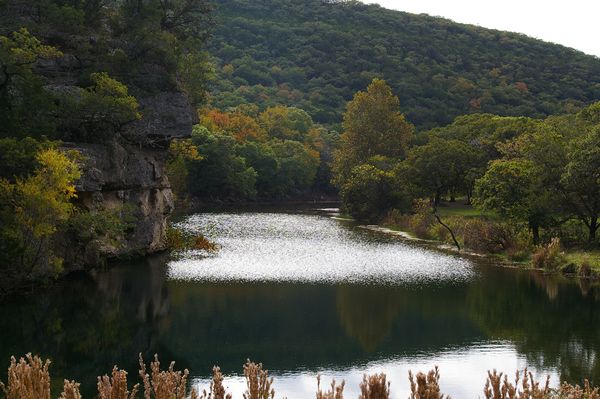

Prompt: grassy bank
[{"left": 381, "top": 201, "right": 600, "bottom": 278}]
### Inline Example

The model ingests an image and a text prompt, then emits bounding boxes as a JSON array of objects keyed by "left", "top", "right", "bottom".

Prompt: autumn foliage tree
[
  {"left": 333, "top": 78, "right": 413, "bottom": 186},
  {"left": 0, "top": 147, "right": 81, "bottom": 289}
]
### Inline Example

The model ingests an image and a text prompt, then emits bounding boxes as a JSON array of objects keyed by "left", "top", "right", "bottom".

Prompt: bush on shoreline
[{"left": 382, "top": 205, "right": 599, "bottom": 275}]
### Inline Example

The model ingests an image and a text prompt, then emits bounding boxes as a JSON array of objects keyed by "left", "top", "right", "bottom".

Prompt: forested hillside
[{"left": 209, "top": 0, "right": 600, "bottom": 129}]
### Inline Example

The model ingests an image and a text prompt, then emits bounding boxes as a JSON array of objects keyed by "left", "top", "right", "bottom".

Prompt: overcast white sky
[{"left": 366, "top": 0, "right": 600, "bottom": 57}]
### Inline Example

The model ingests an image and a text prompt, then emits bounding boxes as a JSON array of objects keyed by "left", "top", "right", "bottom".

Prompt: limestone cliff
[
  {"left": 63, "top": 91, "right": 197, "bottom": 266},
  {"left": 38, "top": 54, "right": 198, "bottom": 267}
]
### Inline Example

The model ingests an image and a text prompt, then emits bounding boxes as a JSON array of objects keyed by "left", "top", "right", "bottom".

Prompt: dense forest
[
  {"left": 2, "top": 0, "right": 600, "bottom": 288},
  {"left": 168, "top": 105, "right": 339, "bottom": 202},
  {"left": 208, "top": 0, "right": 600, "bottom": 129},
  {"left": 333, "top": 78, "right": 600, "bottom": 271}
]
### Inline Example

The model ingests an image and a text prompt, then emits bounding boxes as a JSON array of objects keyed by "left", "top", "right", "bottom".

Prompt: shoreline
[{"left": 357, "top": 219, "right": 600, "bottom": 280}]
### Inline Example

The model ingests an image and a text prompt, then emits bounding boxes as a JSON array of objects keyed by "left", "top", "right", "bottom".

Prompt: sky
[{"left": 366, "top": 0, "right": 600, "bottom": 57}]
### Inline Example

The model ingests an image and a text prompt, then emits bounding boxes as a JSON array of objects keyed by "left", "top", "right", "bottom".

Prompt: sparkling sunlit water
[{"left": 169, "top": 212, "right": 473, "bottom": 284}]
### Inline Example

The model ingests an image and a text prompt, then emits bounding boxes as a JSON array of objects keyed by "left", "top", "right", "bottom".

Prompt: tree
[
  {"left": 166, "top": 138, "right": 202, "bottom": 199},
  {"left": 400, "top": 138, "right": 482, "bottom": 205},
  {"left": 177, "top": 48, "right": 214, "bottom": 105},
  {"left": 235, "top": 142, "right": 280, "bottom": 196},
  {"left": 474, "top": 159, "right": 552, "bottom": 243},
  {"left": 157, "top": 0, "right": 213, "bottom": 41},
  {"left": 560, "top": 127, "right": 600, "bottom": 243},
  {"left": 259, "top": 106, "right": 313, "bottom": 141},
  {"left": 0, "top": 148, "right": 81, "bottom": 281},
  {"left": 0, "top": 28, "right": 62, "bottom": 138},
  {"left": 270, "top": 140, "right": 320, "bottom": 195},
  {"left": 229, "top": 111, "right": 266, "bottom": 142},
  {"left": 187, "top": 126, "right": 257, "bottom": 200},
  {"left": 340, "top": 164, "right": 395, "bottom": 222},
  {"left": 0, "top": 137, "right": 52, "bottom": 181},
  {"left": 333, "top": 78, "right": 413, "bottom": 186},
  {"left": 424, "top": 114, "right": 541, "bottom": 163}
]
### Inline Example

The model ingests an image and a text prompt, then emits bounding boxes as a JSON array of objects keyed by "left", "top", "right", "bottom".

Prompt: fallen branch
[{"left": 432, "top": 207, "right": 461, "bottom": 251}]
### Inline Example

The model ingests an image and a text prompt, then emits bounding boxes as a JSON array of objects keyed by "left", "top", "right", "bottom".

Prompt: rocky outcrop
[
  {"left": 64, "top": 141, "right": 174, "bottom": 263},
  {"left": 49, "top": 70, "right": 196, "bottom": 267},
  {"left": 61, "top": 90, "right": 196, "bottom": 267},
  {"left": 123, "top": 91, "right": 197, "bottom": 146},
  {"left": 3, "top": 4, "right": 198, "bottom": 272}
]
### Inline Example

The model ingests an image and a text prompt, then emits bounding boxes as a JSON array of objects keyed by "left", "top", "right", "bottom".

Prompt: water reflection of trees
[
  {"left": 334, "top": 284, "right": 480, "bottom": 353},
  {"left": 0, "top": 254, "right": 171, "bottom": 396},
  {"left": 467, "top": 267, "right": 600, "bottom": 384},
  {"left": 335, "top": 286, "right": 400, "bottom": 351},
  {"left": 2, "top": 256, "right": 600, "bottom": 395},
  {"left": 159, "top": 281, "right": 481, "bottom": 375}
]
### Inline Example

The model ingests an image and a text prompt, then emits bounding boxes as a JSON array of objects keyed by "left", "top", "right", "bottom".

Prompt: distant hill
[{"left": 208, "top": 0, "right": 600, "bottom": 129}]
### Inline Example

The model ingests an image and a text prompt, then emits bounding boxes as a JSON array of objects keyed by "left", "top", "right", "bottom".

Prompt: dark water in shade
[{"left": 1, "top": 208, "right": 599, "bottom": 398}]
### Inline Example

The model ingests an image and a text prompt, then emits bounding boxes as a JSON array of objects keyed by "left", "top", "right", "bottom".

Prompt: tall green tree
[
  {"left": 475, "top": 159, "right": 553, "bottom": 243},
  {"left": 400, "top": 138, "right": 483, "bottom": 205},
  {"left": 332, "top": 78, "right": 413, "bottom": 186},
  {"left": 0, "top": 28, "right": 62, "bottom": 139},
  {"left": 561, "top": 127, "right": 600, "bottom": 243}
]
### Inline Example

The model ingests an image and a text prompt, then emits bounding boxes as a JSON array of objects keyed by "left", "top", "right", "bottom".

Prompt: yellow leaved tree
[{"left": 0, "top": 148, "right": 81, "bottom": 281}]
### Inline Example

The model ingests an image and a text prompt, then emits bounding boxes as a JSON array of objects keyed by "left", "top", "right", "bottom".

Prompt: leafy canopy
[{"left": 333, "top": 78, "right": 413, "bottom": 186}]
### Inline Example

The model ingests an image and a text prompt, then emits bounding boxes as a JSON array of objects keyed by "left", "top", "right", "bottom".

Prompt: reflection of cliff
[
  {"left": 466, "top": 267, "right": 600, "bottom": 384},
  {"left": 0, "top": 255, "right": 171, "bottom": 396},
  {"left": 94, "top": 256, "right": 170, "bottom": 323},
  {"left": 335, "top": 286, "right": 400, "bottom": 352}
]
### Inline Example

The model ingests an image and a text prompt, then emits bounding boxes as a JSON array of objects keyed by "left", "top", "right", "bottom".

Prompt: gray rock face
[
  {"left": 53, "top": 73, "right": 195, "bottom": 267},
  {"left": 123, "top": 92, "right": 199, "bottom": 146},
  {"left": 64, "top": 141, "right": 176, "bottom": 262}
]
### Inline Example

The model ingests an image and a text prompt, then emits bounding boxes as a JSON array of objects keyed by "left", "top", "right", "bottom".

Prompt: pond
[{"left": 1, "top": 208, "right": 599, "bottom": 398}]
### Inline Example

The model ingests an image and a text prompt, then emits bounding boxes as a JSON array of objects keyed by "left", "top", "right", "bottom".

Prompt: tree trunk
[
  {"left": 589, "top": 217, "right": 598, "bottom": 243},
  {"left": 433, "top": 209, "right": 460, "bottom": 251},
  {"left": 531, "top": 223, "right": 540, "bottom": 245},
  {"left": 434, "top": 190, "right": 441, "bottom": 206}
]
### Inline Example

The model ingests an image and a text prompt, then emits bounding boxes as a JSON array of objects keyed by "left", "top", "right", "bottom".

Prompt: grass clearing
[
  {"left": 435, "top": 200, "right": 496, "bottom": 219},
  {"left": 564, "top": 250, "right": 600, "bottom": 272}
]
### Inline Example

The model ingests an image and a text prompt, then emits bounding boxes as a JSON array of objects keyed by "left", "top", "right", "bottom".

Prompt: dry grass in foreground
[{"left": 1, "top": 353, "right": 599, "bottom": 399}]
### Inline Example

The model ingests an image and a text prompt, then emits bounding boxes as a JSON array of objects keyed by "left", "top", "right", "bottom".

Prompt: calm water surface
[{"left": 1, "top": 208, "right": 599, "bottom": 398}]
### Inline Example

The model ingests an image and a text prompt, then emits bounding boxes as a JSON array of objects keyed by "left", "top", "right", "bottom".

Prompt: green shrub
[{"left": 340, "top": 164, "right": 395, "bottom": 223}]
